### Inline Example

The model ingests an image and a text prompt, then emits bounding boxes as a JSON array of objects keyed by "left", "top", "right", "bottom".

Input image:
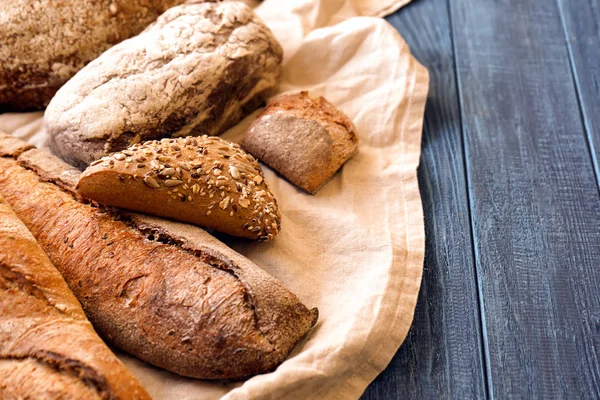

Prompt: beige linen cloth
[{"left": 0, "top": 0, "right": 428, "bottom": 398}]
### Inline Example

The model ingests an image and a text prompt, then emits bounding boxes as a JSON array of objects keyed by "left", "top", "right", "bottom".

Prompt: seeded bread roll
[
  {"left": 78, "top": 136, "right": 281, "bottom": 241},
  {"left": 46, "top": 1, "right": 283, "bottom": 169},
  {"left": 0, "top": 0, "right": 189, "bottom": 111},
  {"left": 0, "top": 132, "right": 317, "bottom": 380},
  {"left": 243, "top": 91, "right": 359, "bottom": 194},
  {"left": 0, "top": 195, "right": 150, "bottom": 399}
]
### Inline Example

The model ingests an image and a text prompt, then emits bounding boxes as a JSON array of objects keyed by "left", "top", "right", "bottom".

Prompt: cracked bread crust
[
  {"left": 46, "top": 1, "right": 283, "bottom": 169},
  {"left": 0, "top": 132, "right": 317, "bottom": 380},
  {"left": 0, "top": 195, "right": 150, "bottom": 399},
  {"left": 0, "top": 0, "right": 189, "bottom": 111}
]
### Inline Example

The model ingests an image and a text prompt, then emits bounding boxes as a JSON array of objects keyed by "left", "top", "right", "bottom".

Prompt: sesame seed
[
  {"left": 229, "top": 165, "right": 241, "bottom": 179},
  {"left": 90, "top": 159, "right": 103, "bottom": 166},
  {"left": 254, "top": 175, "right": 264, "bottom": 184}
]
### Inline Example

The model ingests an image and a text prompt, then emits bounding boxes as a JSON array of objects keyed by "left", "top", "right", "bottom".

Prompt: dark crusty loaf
[
  {"left": 0, "top": 0, "right": 188, "bottom": 111},
  {"left": 243, "top": 91, "right": 359, "bottom": 194},
  {"left": 0, "top": 132, "right": 317, "bottom": 380},
  {"left": 78, "top": 136, "right": 281, "bottom": 241},
  {"left": 0, "top": 195, "right": 150, "bottom": 399},
  {"left": 46, "top": 1, "right": 283, "bottom": 169}
]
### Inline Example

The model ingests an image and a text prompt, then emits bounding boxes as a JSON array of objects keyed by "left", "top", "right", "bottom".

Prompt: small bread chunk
[
  {"left": 243, "top": 91, "right": 359, "bottom": 194},
  {"left": 77, "top": 136, "right": 281, "bottom": 241}
]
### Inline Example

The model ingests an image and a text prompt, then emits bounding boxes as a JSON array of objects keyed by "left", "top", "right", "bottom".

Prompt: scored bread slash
[{"left": 77, "top": 135, "right": 281, "bottom": 241}]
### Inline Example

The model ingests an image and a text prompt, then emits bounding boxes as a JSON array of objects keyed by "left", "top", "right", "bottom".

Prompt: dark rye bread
[
  {"left": 0, "top": 133, "right": 317, "bottom": 380},
  {"left": 0, "top": 0, "right": 189, "bottom": 111},
  {"left": 78, "top": 136, "right": 281, "bottom": 241},
  {"left": 0, "top": 195, "right": 150, "bottom": 399},
  {"left": 243, "top": 91, "right": 359, "bottom": 194},
  {"left": 46, "top": 1, "right": 283, "bottom": 169}
]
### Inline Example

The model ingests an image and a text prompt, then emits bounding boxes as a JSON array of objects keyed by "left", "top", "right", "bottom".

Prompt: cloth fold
[{"left": 0, "top": 0, "right": 427, "bottom": 398}]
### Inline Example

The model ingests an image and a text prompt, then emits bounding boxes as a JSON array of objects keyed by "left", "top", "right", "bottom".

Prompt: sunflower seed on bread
[{"left": 77, "top": 136, "right": 281, "bottom": 241}]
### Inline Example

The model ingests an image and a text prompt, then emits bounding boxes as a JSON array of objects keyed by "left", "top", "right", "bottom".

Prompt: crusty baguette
[
  {"left": 0, "top": 195, "right": 150, "bottom": 399},
  {"left": 0, "top": 133, "right": 317, "bottom": 379},
  {"left": 46, "top": 1, "right": 283, "bottom": 169},
  {"left": 243, "top": 91, "right": 359, "bottom": 194},
  {"left": 0, "top": 0, "right": 189, "bottom": 111},
  {"left": 77, "top": 136, "right": 281, "bottom": 241}
]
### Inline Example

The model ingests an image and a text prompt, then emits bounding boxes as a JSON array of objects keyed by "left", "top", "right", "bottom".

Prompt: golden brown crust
[
  {"left": 77, "top": 136, "right": 281, "bottom": 241},
  {"left": 243, "top": 91, "right": 359, "bottom": 194},
  {"left": 0, "top": 195, "right": 150, "bottom": 400},
  {"left": 0, "top": 133, "right": 317, "bottom": 380}
]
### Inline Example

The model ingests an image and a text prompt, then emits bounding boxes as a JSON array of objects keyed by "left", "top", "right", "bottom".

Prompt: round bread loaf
[
  {"left": 0, "top": 0, "right": 187, "bottom": 111},
  {"left": 77, "top": 136, "right": 281, "bottom": 241}
]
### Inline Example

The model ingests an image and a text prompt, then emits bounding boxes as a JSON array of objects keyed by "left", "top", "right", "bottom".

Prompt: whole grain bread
[
  {"left": 0, "top": 0, "right": 189, "bottom": 111},
  {"left": 0, "top": 195, "right": 150, "bottom": 399},
  {"left": 78, "top": 136, "right": 281, "bottom": 241},
  {"left": 0, "top": 132, "right": 317, "bottom": 380},
  {"left": 46, "top": 1, "right": 283, "bottom": 169},
  {"left": 243, "top": 91, "right": 359, "bottom": 194}
]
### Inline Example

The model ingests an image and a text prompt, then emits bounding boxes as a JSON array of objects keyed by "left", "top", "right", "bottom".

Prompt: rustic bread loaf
[
  {"left": 0, "top": 195, "right": 150, "bottom": 399},
  {"left": 243, "top": 91, "right": 359, "bottom": 194},
  {"left": 78, "top": 136, "right": 281, "bottom": 241},
  {"left": 46, "top": 1, "right": 283, "bottom": 169},
  {"left": 0, "top": 133, "right": 317, "bottom": 380},
  {"left": 0, "top": 0, "right": 189, "bottom": 111}
]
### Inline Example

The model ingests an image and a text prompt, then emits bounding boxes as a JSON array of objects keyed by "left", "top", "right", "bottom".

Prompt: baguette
[
  {"left": 0, "top": 133, "right": 317, "bottom": 379},
  {"left": 46, "top": 1, "right": 283, "bottom": 169},
  {"left": 0, "top": 0, "right": 188, "bottom": 111},
  {"left": 77, "top": 136, "right": 281, "bottom": 241},
  {"left": 0, "top": 195, "right": 150, "bottom": 399}
]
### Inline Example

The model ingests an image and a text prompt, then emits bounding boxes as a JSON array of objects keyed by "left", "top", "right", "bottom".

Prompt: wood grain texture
[
  {"left": 362, "top": 0, "right": 487, "bottom": 398},
  {"left": 450, "top": 0, "right": 600, "bottom": 397},
  {"left": 557, "top": 0, "right": 600, "bottom": 191}
]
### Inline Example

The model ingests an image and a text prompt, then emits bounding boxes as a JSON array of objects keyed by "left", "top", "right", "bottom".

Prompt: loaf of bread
[
  {"left": 0, "top": 0, "right": 189, "bottom": 111},
  {"left": 0, "top": 195, "right": 150, "bottom": 399},
  {"left": 243, "top": 91, "right": 359, "bottom": 194},
  {"left": 0, "top": 132, "right": 317, "bottom": 380},
  {"left": 46, "top": 1, "right": 283, "bottom": 169},
  {"left": 78, "top": 136, "right": 281, "bottom": 241}
]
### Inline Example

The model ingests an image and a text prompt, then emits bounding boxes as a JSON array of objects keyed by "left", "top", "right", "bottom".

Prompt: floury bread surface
[
  {"left": 0, "top": 195, "right": 150, "bottom": 399},
  {"left": 46, "top": 1, "right": 283, "bottom": 169},
  {"left": 0, "top": 0, "right": 189, "bottom": 111},
  {"left": 0, "top": 132, "right": 317, "bottom": 380}
]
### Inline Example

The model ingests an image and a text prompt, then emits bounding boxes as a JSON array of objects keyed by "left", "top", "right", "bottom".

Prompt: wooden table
[{"left": 362, "top": 0, "right": 600, "bottom": 398}]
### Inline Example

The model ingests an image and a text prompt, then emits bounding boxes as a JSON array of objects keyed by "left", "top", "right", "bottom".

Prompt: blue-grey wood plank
[
  {"left": 450, "top": 0, "right": 600, "bottom": 397},
  {"left": 557, "top": 0, "right": 600, "bottom": 191},
  {"left": 362, "top": 0, "right": 487, "bottom": 398}
]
